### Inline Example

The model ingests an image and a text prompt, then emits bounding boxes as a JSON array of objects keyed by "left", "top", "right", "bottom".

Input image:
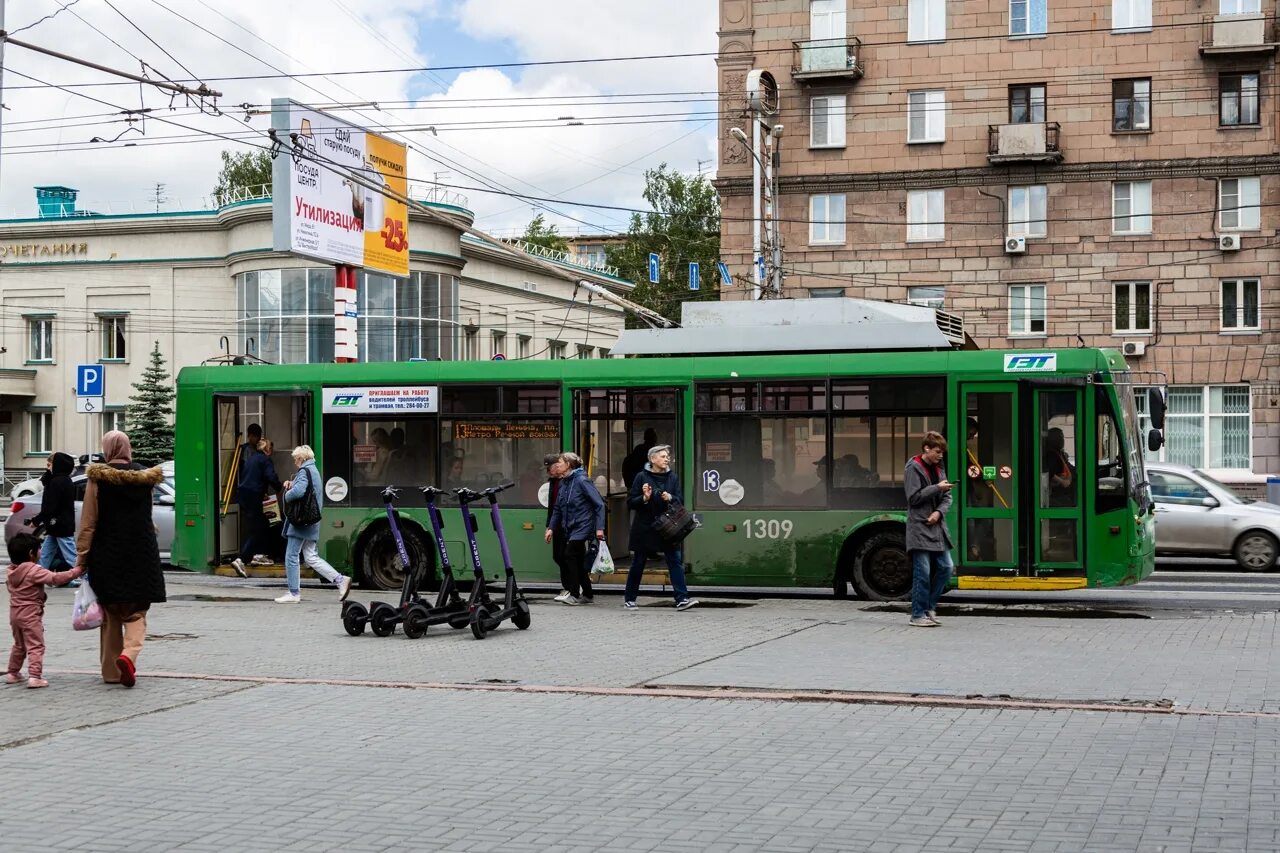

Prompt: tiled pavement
[{"left": 0, "top": 575, "right": 1277, "bottom": 851}]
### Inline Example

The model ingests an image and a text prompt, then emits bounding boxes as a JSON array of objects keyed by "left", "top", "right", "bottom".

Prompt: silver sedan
[
  {"left": 2, "top": 468, "right": 176, "bottom": 563},
  {"left": 1147, "top": 462, "right": 1280, "bottom": 571}
]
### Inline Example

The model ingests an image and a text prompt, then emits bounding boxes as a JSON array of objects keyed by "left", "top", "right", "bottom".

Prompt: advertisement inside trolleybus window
[{"left": 270, "top": 98, "right": 409, "bottom": 276}]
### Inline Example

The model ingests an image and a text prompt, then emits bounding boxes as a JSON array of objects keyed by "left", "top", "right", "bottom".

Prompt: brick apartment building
[{"left": 715, "top": 0, "right": 1280, "bottom": 477}]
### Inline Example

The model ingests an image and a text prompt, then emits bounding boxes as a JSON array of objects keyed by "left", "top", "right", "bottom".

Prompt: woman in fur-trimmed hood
[{"left": 75, "top": 430, "right": 166, "bottom": 688}]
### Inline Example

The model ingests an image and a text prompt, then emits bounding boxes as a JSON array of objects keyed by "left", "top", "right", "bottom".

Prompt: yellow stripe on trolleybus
[{"left": 957, "top": 576, "right": 1088, "bottom": 591}]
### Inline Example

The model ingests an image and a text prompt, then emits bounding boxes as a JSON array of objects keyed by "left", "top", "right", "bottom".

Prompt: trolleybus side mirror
[
  {"left": 1147, "top": 387, "right": 1166, "bottom": 430},
  {"left": 1147, "top": 428, "right": 1165, "bottom": 453}
]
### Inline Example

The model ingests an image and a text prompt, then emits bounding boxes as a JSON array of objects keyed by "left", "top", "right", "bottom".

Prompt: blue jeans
[
  {"left": 624, "top": 547, "right": 688, "bottom": 603},
  {"left": 40, "top": 535, "right": 77, "bottom": 571},
  {"left": 284, "top": 537, "right": 342, "bottom": 596},
  {"left": 910, "top": 549, "right": 953, "bottom": 618}
]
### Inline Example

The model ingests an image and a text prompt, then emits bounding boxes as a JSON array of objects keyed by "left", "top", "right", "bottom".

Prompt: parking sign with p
[{"left": 76, "top": 364, "right": 104, "bottom": 397}]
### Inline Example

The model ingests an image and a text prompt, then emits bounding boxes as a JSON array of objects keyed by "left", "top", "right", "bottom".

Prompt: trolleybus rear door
[{"left": 959, "top": 384, "right": 1020, "bottom": 580}]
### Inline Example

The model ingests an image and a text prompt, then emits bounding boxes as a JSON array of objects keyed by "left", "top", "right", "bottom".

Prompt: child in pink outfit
[{"left": 7, "top": 532, "right": 83, "bottom": 688}]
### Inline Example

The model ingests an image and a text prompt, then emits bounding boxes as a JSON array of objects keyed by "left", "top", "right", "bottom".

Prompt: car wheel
[{"left": 1233, "top": 531, "right": 1278, "bottom": 572}]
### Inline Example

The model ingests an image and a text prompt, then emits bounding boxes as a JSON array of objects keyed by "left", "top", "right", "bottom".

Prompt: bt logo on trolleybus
[
  {"left": 330, "top": 394, "right": 363, "bottom": 407},
  {"left": 1003, "top": 353, "right": 1057, "bottom": 373}
]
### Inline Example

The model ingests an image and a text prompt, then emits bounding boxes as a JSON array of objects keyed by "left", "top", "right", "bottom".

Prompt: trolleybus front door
[{"left": 959, "top": 384, "right": 1020, "bottom": 581}]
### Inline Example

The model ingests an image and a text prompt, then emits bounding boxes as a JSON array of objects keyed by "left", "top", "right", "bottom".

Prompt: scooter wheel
[
  {"left": 447, "top": 608, "right": 470, "bottom": 630},
  {"left": 403, "top": 604, "right": 429, "bottom": 639},
  {"left": 512, "top": 599, "right": 531, "bottom": 630},
  {"left": 370, "top": 605, "right": 397, "bottom": 637},
  {"left": 342, "top": 602, "right": 369, "bottom": 637},
  {"left": 470, "top": 607, "right": 488, "bottom": 640}
]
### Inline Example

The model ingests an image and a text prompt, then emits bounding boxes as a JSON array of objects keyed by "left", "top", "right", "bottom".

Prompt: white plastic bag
[
  {"left": 590, "top": 541, "right": 615, "bottom": 578},
  {"left": 72, "top": 576, "right": 103, "bottom": 631}
]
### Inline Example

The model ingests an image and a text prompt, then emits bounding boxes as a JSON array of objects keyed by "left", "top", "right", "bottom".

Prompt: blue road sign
[
  {"left": 756, "top": 256, "right": 766, "bottom": 284},
  {"left": 689, "top": 262, "right": 700, "bottom": 291},
  {"left": 76, "top": 364, "right": 104, "bottom": 397},
  {"left": 648, "top": 252, "right": 660, "bottom": 284},
  {"left": 717, "top": 261, "right": 730, "bottom": 286}
]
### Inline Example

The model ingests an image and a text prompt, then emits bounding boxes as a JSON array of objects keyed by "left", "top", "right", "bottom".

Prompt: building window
[
  {"left": 1009, "top": 283, "right": 1047, "bottom": 335},
  {"left": 809, "top": 287, "right": 845, "bottom": 298},
  {"left": 99, "top": 315, "right": 127, "bottom": 361},
  {"left": 1009, "top": 84, "right": 1046, "bottom": 123},
  {"left": 1113, "top": 78, "right": 1151, "bottom": 131},
  {"left": 1113, "top": 282, "right": 1152, "bottom": 333},
  {"left": 463, "top": 328, "right": 478, "bottom": 360},
  {"left": 1113, "top": 0, "right": 1151, "bottom": 29},
  {"left": 27, "top": 411, "right": 53, "bottom": 455},
  {"left": 490, "top": 330, "right": 506, "bottom": 359},
  {"left": 908, "top": 286, "right": 945, "bottom": 309},
  {"left": 577, "top": 345, "right": 594, "bottom": 359},
  {"left": 1112, "top": 181, "right": 1153, "bottom": 234},
  {"left": 1220, "top": 177, "right": 1261, "bottom": 230},
  {"left": 1221, "top": 278, "right": 1260, "bottom": 331},
  {"left": 810, "top": 95, "right": 847, "bottom": 148},
  {"left": 907, "top": 189, "right": 945, "bottom": 242},
  {"left": 1220, "top": 73, "right": 1260, "bottom": 127},
  {"left": 101, "top": 409, "right": 126, "bottom": 435},
  {"left": 908, "top": 0, "right": 946, "bottom": 42},
  {"left": 517, "top": 335, "right": 531, "bottom": 359},
  {"left": 548, "top": 341, "right": 566, "bottom": 360},
  {"left": 1008, "top": 185, "right": 1048, "bottom": 238},
  {"left": 1010, "top": 0, "right": 1047, "bottom": 36},
  {"left": 907, "top": 90, "right": 946, "bottom": 142},
  {"left": 1139, "top": 385, "right": 1251, "bottom": 470},
  {"left": 27, "top": 317, "right": 53, "bottom": 362},
  {"left": 1220, "top": 0, "right": 1262, "bottom": 14},
  {"left": 809, "top": 194, "right": 846, "bottom": 245}
]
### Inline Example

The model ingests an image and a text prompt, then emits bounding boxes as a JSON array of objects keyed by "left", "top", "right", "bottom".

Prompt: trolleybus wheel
[
  {"left": 359, "top": 524, "right": 430, "bottom": 591},
  {"left": 1234, "top": 530, "right": 1279, "bottom": 572},
  {"left": 342, "top": 602, "right": 369, "bottom": 636},
  {"left": 852, "top": 529, "right": 912, "bottom": 601},
  {"left": 370, "top": 604, "right": 397, "bottom": 637},
  {"left": 403, "top": 604, "right": 429, "bottom": 639}
]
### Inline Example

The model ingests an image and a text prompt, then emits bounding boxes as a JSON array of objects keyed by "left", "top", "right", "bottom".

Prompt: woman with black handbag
[
  {"left": 279, "top": 445, "right": 351, "bottom": 603},
  {"left": 623, "top": 445, "right": 698, "bottom": 611}
]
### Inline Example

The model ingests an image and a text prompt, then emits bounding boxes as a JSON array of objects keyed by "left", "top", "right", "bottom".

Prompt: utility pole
[{"left": 1, "top": 0, "right": 7, "bottom": 204}]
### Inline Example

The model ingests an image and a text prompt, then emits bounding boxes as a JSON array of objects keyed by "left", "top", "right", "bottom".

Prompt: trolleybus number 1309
[{"left": 742, "top": 519, "right": 794, "bottom": 539}]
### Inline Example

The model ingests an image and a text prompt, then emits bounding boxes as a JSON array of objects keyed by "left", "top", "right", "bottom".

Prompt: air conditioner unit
[
  {"left": 1218, "top": 233, "right": 1240, "bottom": 252},
  {"left": 1122, "top": 341, "right": 1147, "bottom": 357},
  {"left": 1005, "top": 236, "right": 1027, "bottom": 254}
]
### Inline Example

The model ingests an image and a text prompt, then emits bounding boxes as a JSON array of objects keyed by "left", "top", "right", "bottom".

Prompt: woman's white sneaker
[{"left": 274, "top": 592, "right": 301, "bottom": 603}]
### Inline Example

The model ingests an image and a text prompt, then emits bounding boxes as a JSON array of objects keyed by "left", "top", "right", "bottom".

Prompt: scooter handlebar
[
  {"left": 420, "top": 485, "right": 447, "bottom": 501},
  {"left": 380, "top": 485, "right": 400, "bottom": 503},
  {"left": 482, "top": 482, "right": 516, "bottom": 497}
]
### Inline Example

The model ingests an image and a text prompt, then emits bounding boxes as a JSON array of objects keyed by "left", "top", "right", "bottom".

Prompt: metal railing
[
  {"left": 987, "top": 121, "right": 1061, "bottom": 157},
  {"left": 791, "top": 37, "right": 863, "bottom": 78},
  {"left": 212, "top": 183, "right": 272, "bottom": 208},
  {"left": 409, "top": 184, "right": 471, "bottom": 209},
  {"left": 504, "top": 238, "right": 621, "bottom": 278}
]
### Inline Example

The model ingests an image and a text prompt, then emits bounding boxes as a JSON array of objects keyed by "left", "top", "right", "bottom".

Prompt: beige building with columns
[
  {"left": 0, "top": 186, "right": 628, "bottom": 480},
  {"left": 717, "top": 0, "right": 1280, "bottom": 477}
]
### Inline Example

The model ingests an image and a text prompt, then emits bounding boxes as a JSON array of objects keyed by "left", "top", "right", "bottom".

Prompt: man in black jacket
[
  {"left": 27, "top": 452, "right": 79, "bottom": 582},
  {"left": 230, "top": 424, "right": 281, "bottom": 578}
]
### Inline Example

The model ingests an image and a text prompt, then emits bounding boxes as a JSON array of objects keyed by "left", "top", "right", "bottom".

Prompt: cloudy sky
[{"left": 0, "top": 0, "right": 719, "bottom": 235}]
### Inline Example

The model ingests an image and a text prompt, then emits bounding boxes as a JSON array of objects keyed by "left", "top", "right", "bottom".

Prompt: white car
[{"left": 1148, "top": 462, "right": 1280, "bottom": 571}]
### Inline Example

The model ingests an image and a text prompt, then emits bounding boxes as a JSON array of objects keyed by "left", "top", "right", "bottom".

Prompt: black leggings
[{"left": 563, "top": 539, "right": 595, "bottom": 599}]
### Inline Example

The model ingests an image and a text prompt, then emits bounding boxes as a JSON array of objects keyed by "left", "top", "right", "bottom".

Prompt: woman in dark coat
[
  {"left": 75, "top": 431, "right": 165, "bottom": 688},
  {"left": 622, "top": 445, "right": 698, "bottom": 611}
]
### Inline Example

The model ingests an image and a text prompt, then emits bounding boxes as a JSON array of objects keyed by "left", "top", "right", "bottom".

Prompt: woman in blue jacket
[
  {"left": 279, "top": 445, "right": 352, "bottom": 603},
  {"left": 546, "top": 452, "right": 605, "bottom": 605},
  {"left": 623, "top": 445, "right": 698, "bottom": 611}
]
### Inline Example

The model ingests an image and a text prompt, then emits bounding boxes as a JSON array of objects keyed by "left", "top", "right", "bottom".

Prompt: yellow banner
[{"left": 362, "top": 132, "right": 409, "bottom": 277}]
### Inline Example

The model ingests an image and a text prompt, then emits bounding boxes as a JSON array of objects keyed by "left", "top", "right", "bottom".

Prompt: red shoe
[{"left": 115, "top": 655, "right": 136, "bottom": 688}]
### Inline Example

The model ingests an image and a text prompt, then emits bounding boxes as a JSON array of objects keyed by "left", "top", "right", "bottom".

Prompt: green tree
[
  {"left": 213, "top": 150, "right": 273, "bottom": 203},
  {"left": 606, "top": 164, "right": 720, "bottom": 326},
  {"left": 125, "top": 342, "right": 175, "bottom": 466},
  {"left": 521, "top": 213, "right": 570, "bottom": 254}
]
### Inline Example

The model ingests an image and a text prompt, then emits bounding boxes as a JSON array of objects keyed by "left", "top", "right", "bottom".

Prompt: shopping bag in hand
[
  {"left": 590, "top": 540, "right": 616, "bottom": 578},
  {"left": 72, "top": 575, "right": 104, "bottom": 631}
]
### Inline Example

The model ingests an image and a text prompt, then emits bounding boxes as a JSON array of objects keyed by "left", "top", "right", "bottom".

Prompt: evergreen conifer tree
[{"left": 125, "top": 342, "right": 175, "bottom": 465}]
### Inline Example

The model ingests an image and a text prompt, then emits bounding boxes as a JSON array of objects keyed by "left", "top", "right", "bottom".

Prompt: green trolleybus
[{"left": 172, "top": 348, "right": 1156, "bottom": 598}]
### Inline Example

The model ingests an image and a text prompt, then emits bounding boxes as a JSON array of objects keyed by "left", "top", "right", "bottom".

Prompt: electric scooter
[
  {"left": 454, "top": 482, "right": 531, "bottom": 640},
  {"left": 342, "top": 486, "right": 428, "bottom": 637},
  {"left": 401, "top": 486, "right": 471, "bottom": 638}
]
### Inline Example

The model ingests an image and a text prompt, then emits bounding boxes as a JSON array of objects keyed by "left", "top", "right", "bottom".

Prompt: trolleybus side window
[
  {"left": 327, "top": 417, "right": 437, "bottom": 507},
  {"left": 831, "top": 379, "right": 945, "bottom": 509},
  {"left": 1096, "top": 387, "right": 1130, "bottom": 513},
  {"left": 441, "top": 384, "right": 560, "bottom": 507}
]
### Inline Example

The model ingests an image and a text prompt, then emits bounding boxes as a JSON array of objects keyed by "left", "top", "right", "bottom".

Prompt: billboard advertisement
[{"left": 271, "top": 99, "right": 409, "bottom": 277}]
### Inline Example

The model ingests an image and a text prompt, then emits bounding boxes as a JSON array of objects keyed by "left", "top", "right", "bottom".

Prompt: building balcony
[
  {"left": 791, "top": 37, "right": 863, "bottom": 84},
  {"left": 1200, "top": 14, "right": 1279, "bottom": 55},
  {"left": 987, "top": 122, "right": 1063, "bottom": 164}
]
